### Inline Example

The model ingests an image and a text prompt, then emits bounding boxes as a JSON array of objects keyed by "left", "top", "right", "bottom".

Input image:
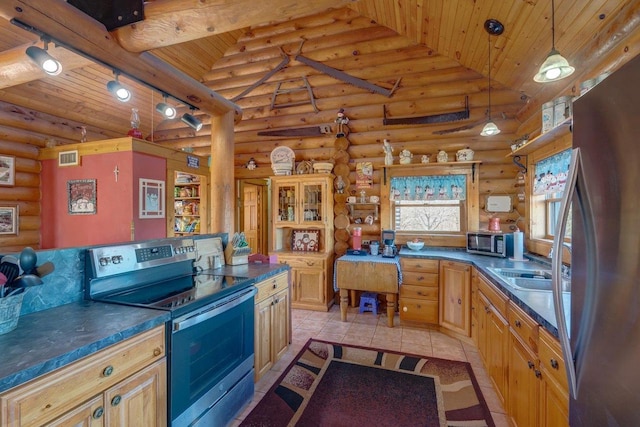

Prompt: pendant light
[
  {"left": 534, "top": 0, "right": 575, "bottom": 82},
  {"left": 481, "top": 19, "right": 503, "bottom": 137}
]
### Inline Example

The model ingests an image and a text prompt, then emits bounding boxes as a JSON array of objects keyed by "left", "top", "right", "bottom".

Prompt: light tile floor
[{"left": 231, "top": 305, "right": 511, "bottom": 426}]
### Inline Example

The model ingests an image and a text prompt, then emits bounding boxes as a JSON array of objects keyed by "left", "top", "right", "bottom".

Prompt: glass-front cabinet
[
  {"left": 274, "top": 178, "right": 326, "bottom": 226},
  {"left": 270, "top": 174, "right": 334, "bottom": 311}
]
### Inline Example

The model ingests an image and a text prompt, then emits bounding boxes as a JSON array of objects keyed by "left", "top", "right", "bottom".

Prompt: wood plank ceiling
[{"left": 0, "top": 0, "right": 637, "bottom": 147}]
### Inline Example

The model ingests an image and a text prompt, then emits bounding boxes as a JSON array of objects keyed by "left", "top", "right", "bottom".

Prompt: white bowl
[{"left": 406, "top": 240, "right": 424, "bottom": 251}]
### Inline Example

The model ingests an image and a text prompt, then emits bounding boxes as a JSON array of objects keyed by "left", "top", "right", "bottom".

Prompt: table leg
[
  {"left": 340, "top": 288, "right": 349, "bottom": 322},
  {"left": 385, "top": 293, "right": 396, "bottom": 327},
  {"left": 349, "top": 290, "right": 356, "bottom": 308}
]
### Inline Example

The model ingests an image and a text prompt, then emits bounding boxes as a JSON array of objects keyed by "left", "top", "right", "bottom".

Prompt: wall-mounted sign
[
  {"left": 187, "top": 155, "right": 199, "bottom": 169},
  {"left": 356, "top": 162, "right": 373, "bottom": 188}
]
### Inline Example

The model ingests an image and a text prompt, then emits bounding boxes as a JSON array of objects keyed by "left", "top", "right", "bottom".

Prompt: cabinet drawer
[
  {"left": 477, "top": 274, "right": 508, "bottom": 317},
  {"left": 400, "top": 258, "right": 439, "bottom": 273},
  {"left": 402, "top": 271, "right": 438, "bottom": 287},
  {"left": 400, "top": 284, "right": 438, "bottom": 301},
  {"left": 539, "top": 328, "right": 569, "bottom": 390},
  {"left": 508, "top": 302, "right": 539, "bottom": 353},
  {"left": 1, "top": 326, "right": 165, "bottom": 427},
  {"left": 279, "top": 257, "right": 324, "bottom": 269},
  {"left": 400, "top": 298, "right": 439, "bottom": 324},
  {"left": 255, "top": 272, "right": 289, "bottom": 303}
]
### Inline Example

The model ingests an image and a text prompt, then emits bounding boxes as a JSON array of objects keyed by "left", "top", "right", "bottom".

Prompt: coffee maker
[{"left": 381, "top": 229, "right": 397, "bottom": 258}]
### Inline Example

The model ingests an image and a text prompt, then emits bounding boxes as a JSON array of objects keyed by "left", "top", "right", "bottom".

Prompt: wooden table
[{"left": 334, "top": 255, "right": 401, "bottom": 327}]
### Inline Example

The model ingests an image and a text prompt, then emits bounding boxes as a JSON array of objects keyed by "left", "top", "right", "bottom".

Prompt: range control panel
[{"left": 88, "top": 238, "right": 196, "bottom": 278}]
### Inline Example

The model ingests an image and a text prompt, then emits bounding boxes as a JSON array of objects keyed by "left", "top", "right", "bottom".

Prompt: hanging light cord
[
  {"left": 487, "top": 32, "right": 491, "bottom": 120},
  {"left": 551, "top": 0, "right": 556, "bottom": 50}
]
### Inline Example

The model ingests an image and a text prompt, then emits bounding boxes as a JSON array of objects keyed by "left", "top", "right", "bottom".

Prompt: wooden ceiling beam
[
  {"left": 112, "top": 0, "right": 360, "bottom": 52},
  {"left": 0, "top": 0, "right": 241, "bottom": 118}
]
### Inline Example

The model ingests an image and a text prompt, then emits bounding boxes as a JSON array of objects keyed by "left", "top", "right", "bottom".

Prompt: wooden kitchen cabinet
[
  {"left": 507, "top": 302, "right": 540, "bottom": 427},
  {"left": 0, "top": 326, "right": 167, "bottom": 427},
  {"left": 476, "top": 273, "right": 509, "bottom": 407},
  {"left": 439, "top": 261, "right": 471, "bottom": 336},
  {"left": 538, "top": 328, "right": 569, "bottom": 427},
  {"left": 254, "top": 272, "right": 291, "bottom": 381},
  {"left": 271, "top": 175, "right": 334, "bottom": 311},
  {"left": 399, "top": 258, "right": 439, "bottom": 325}
]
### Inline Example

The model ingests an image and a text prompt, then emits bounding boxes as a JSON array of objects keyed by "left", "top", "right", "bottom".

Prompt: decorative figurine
[
  {"left": 246, "top": 158, "right": 257, "bottom": 170},
  {"left": 437, "top": 149, "right": 448, "bottom": 163},
  {"left": 421, "top": 154, "right": 430, "bottom": 163},
  {"left": 335, "top": 175, "right": 346, "bottom": 194},
  {"left": 335, "top": 108, "right": 350, "bottom": 137},
  {"left": 399, "top": 149, "right": 413, "bottom": 164},
  {"left": 383, "top": 139, "right": 394, "bottom": 165}
]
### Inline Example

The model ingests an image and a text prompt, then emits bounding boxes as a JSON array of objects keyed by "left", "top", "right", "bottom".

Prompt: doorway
[{"left": 237, "top": 179, "right": 269, "bottom": 255}]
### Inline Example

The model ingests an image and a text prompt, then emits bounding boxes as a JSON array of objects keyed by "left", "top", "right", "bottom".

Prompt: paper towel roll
[{"left": 512, "top": 231, "right": 525, "bottom": 261}]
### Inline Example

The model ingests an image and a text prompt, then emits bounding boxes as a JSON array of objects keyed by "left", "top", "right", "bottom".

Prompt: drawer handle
[
  {"left": 273, "top": 282, "right": 277, "bottom": 289},
  {"left": 535, "top": 369, "right": 542, "bottom": 379},
  {"left": 111, "top": 395, "right": 122, "bottom": 407},
  {"left": 417, "top": 276, "right": 425, "bottom": 281},
  {"left": 550, "top": 358, "right": 559, "bottom": 369},
  {"left": 103, "top": 365, "right": 114, "bottom": 377},
  {"left": 153, "top": 347, "right": 162, "bottom": 357},
  {"left": 484, "top": 306, "right": 490, "bottom": 313},
  {"left": 417, "top": 291, "right": 424, "bottom": 296},
  {"left": 528, "top": 360, "right": 535, "bottom": 369},
  {"left": 457, "top": 298, "right": 462, "bottom": 305},
  {"left": 306, "top": 260, "right": 314, "bottom": 266},
  {"left": 93, "top": 407, "right": 104, "bottom": 419},
  {"left": 515, "top": 320, "right": 522, "bottom": 328}
]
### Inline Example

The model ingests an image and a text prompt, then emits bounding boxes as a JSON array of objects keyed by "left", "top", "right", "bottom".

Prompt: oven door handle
[{"left": 173, "top": 287, "right": 256, "bottom": 332}]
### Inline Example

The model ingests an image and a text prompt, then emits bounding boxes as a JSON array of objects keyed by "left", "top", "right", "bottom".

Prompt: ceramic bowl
[
  {"left": 406, "top": 240, "right": 424, "bottom": 251},
  {"left": 312, "top": 162, "right": 333, "bottom": 174}
]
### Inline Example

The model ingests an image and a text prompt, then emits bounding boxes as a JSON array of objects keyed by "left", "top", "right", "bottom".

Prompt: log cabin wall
[{"left": 156, "top": 8, "right": 530, "bottom": 245}]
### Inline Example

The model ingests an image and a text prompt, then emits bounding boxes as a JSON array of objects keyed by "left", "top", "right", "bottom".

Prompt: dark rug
[{"left": 240, "top": 339, "right": 495, "bottom": 427}]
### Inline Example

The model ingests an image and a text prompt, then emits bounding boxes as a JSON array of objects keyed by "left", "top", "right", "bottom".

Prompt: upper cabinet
[{"left": 273, "top": 176, "right": 329, "bottom": 228}]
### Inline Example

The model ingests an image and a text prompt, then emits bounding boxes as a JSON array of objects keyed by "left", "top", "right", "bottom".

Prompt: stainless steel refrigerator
[{"left": 552, "top": 53, "right": 640, "bottom": 426}]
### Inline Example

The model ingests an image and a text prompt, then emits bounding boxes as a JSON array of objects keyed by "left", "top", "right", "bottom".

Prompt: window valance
[
  {"left": 533, "top": 148, "right": 571, "bottom": 195},
  {"left": 390, "top": 175, "right": 467, "bottom": 201}
]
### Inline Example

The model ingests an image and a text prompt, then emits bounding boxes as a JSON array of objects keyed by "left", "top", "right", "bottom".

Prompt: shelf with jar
[{"left": 173, "top": 171, "right": 204, "bottom": 236}]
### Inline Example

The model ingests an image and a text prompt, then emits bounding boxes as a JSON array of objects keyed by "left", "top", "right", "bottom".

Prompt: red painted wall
[{"left": 41, "top": 151, "right": 167, "bottom": 248}]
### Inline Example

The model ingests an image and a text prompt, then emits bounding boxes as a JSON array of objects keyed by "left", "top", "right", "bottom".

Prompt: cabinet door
[
  {"left": 439, "top": 261, "right": 471, "bottom": 336},
  {"left": 508, "top": 331, "right": 539, "bottom": 427},
  {"left": 104, "top": 359, "right": 167, "bottom": 427},
  {"left": 539, "top": 374, "right": 569, "bottom": 427},
  {"left": 254, "top": 297, "right": 274, "bottom": 380},
  {"left": 293, "top": 267, "right": 325, "bottom": 306},
  {"left": 273, "top": 180, "right": 298, "bottom": 225},
  {"left": 299, "top": 180, "right": 327, "bottom": 225},
  {"left": 45, "top": 396, "right": 104, "bottom": 427},
  {"left": 478, "top": 292, "right": 509, "bottom": 406},
  {"left": 272, "top": 288, "right": 290, "bottom": 362}
]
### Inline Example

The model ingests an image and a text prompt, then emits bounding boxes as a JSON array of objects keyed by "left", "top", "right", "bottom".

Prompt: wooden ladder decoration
[{"left": 270, "top": 77, "right": 318, "bottom": 112}]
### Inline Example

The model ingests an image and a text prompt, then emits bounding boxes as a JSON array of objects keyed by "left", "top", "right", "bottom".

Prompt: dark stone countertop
[
  {"left": 0, "top": 263, "right": 289, "bottom": 395},
  {"left": 398, "top": 247, "right": 568, "bottom": 338}
]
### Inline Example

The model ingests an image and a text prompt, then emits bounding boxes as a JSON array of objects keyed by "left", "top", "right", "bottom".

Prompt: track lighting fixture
[
  {"left": 481, "top": 20, "right": 502, "bottom": 137},
  {"left": 156, "top": 96, "right": 177, "bottom": 119},
  {"left": 106, "top": 73, "right": 131, "bottom": 102},
  {"left": 534, "top": 0, "right": 575, "bottom": 82},
  {"left": 26, "top": 41, "right": 62, "bottom": 76},
  {"left": 181, "top": 110, "right": 203, "bottom": 131}
]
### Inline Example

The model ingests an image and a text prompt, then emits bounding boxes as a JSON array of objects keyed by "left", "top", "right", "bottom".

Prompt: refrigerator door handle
[{"left": 552, "top": 147, "right": 579, "bottom": 399}]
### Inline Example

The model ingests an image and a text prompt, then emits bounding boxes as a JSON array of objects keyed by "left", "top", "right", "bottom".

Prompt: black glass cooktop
[{"left": 97, "top": 273, "right": 251, "bottom": 315}]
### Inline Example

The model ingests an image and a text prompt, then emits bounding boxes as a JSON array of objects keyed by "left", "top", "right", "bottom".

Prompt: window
[
  {"left": 385, "top": 170, "right": 476, "bottom": 243},
  {"left": 394, "top": 199, "right": 464, "bottom": 233},
  {"left": 532, "top": 148, "right": 572, "bottom": 242}
]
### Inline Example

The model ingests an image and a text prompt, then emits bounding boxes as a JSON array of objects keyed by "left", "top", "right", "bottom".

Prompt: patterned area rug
[{"left": 240, "top": 339, "right": 495, "bottom": 427}]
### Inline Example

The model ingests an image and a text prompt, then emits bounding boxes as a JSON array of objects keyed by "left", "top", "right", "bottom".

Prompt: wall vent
[{"left": 58, "top": 150, "right": 80, "bottom": 167}]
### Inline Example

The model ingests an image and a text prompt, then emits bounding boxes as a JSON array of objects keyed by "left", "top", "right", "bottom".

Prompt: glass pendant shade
[
  {"left": 481, "top": 121, "right": 501, "bottom": 136},
  {"left": 534, "top": 49, "right": 575, "bottom": 82}
]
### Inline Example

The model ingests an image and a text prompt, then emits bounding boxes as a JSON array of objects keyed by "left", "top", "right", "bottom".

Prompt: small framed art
[
  {"left": 0, "top": 155, "right": 15, "bottom": 186},
  {"left": 0, "top": 206, "right": 18, "bottom": 235},
  {"left": 292, "top": 230, "right": 319, "bottom": 252},
  {"left": 139, "top": 178, "right": 165, "bottom": 218},
  {"left": 67, "top": 179, "right": 97, "bottom": 215}
]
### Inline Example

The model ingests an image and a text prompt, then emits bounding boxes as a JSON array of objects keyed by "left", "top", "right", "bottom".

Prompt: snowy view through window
[{"left": 394, "top": 200, "right": 462, "bottom": 232}]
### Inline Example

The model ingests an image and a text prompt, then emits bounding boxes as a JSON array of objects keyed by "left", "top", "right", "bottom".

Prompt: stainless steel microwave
[{"left": 466, "top": 232, "right": 514, "bottom": 258}]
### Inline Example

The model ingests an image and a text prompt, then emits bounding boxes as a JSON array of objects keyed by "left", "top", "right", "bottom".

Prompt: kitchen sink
[
  {"left": 490, "top": 267, "right": 552, "bottom": 279},
  {"left": 487, "top": 267, "right": 570, "bottom": 292}
]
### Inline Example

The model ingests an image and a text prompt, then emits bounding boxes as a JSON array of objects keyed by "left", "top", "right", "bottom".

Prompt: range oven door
[{"left": 170, "top": 286, "right": 256, "bottom": 426}]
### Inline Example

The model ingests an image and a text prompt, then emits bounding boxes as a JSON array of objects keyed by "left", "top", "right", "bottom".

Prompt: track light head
[
  {"left": 26, "top": 45, "right": 62, "bottom": 76},
  {"left": 181, "top": 112, "right": 203, "bottom": 131},
  {"left": 107, "top": 78, "right": 131, "bottom": 102},
  {"left": 155, "top": 102, "right": 177, "bottom": 119}
]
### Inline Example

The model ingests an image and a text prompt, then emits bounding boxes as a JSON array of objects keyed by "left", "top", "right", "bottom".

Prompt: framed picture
[
  {"left": 292, "top": 229, "right": 320, "bottom": 252},
  {"left": 139, "top": 178, "right": 165, "bottom": 218},
  {"left": 0, "top": 206, "right": 18, "bottom": 235},
  {"left": 67, "top": 179, "right": 97, "bottom": 215},
  {"left": 0, "top": 155, "right": 15, "bottom": 186}
]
